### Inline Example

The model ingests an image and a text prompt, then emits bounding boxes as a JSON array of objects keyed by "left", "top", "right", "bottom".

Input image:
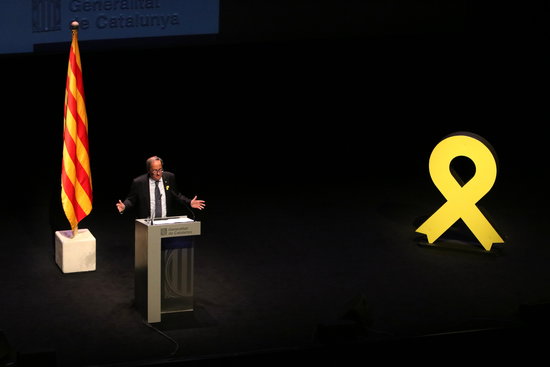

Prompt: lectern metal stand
[{"left": 134, "top": 216, "right": 201, "bottom": 323}]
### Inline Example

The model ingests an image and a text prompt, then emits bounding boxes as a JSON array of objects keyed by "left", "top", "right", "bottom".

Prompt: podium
[{"left": 134, "top": 216, "right": 201, "bottom": 323}]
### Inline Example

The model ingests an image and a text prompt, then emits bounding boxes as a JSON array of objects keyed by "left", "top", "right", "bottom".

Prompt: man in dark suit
[{"left": 116, "top": 156, "right": 205, "bottom": 218}]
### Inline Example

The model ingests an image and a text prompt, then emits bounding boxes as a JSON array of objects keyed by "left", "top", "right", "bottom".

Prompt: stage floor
[{"left": 1, "top": 174, "right": 548, "bottom": 366}]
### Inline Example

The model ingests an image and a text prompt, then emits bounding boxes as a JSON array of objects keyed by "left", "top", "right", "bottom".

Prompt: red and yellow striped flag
[{"left": 61, "top": 23, "right": 92, "bottom": 235}]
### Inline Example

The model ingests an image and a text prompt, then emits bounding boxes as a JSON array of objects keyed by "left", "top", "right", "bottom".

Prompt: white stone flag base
[{"left": 55, "top": 229, "right": 96, "bottom": 273}]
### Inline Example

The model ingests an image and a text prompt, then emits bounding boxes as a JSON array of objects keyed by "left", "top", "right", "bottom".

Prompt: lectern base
[{"left": 55, "top": 229, "right": 96, "bottom": 273}]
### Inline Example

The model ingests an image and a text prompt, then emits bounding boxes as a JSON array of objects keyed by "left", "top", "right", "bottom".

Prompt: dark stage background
[{"left": 1, "top": 1, "right": 548, "bottom": 366}]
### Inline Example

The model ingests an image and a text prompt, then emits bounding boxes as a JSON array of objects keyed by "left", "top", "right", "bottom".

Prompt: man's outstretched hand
[{"left": 190, "top": 196, "right": 205, "bottom": 210}]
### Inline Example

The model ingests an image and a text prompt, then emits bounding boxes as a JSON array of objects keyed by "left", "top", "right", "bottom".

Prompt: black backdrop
[{"left": 2, "top": 0, "right": 546, "bottom": 212}]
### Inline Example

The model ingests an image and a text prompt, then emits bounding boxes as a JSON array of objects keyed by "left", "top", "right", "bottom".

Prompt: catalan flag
[{"left": 61, "top": 22, "right": 92, "bottom": 235}]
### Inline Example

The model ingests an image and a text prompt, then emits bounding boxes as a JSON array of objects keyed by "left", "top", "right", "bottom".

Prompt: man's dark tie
[{"left": 154, "top": 180, "right": 162, "bottom": 218}]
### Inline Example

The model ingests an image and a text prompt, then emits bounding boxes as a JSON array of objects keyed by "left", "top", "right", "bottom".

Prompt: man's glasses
[{"left": 150, "top": 169, "right": 163, "bottom": 174}]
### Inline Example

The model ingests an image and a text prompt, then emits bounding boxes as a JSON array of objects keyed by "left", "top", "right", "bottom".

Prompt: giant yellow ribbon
[{"left": 416, "top": 133, "right": 504, "bottom": 251}]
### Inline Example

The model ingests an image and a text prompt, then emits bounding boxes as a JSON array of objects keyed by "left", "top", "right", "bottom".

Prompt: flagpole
[{"left": 71, "top": 20, "right": 79, "bottom": 239}]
